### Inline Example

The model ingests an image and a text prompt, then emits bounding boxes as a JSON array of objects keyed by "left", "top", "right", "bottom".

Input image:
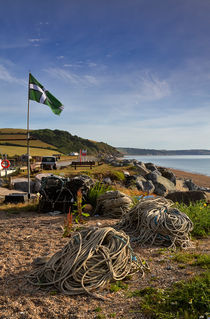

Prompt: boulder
[
  {"left": 136, "top": 177, "right": 155, "bottom": 194},
  {"left": 145, "top": 162, "right": 158, "bottom": 171},
  {"left": 184, "top": 179, "right": 199, "bottom": 191},
  {"left": 125, "top": 175, "right": 138, "bottom": 188},
  {"left": 145, "top": 170, "right": 162, "bottom": 183},
  {"left": 14, "top": 180, "right": 35, "bottom": 193},
  {"left": 152, "top": 175, "right": 176, "bottom": 196},
  {"left": 158, "top": 167, "right": 176, "bottom": 185},
  {"left": 166, "top": 190, "right": 207, "bottom": 205},
  {"left": 175, "top": 179, "right": 190, "bottom": 192},
  {"left": 102, "top": 177, "right": 112, "bottom": 185},
  {"left": 134, "top": 163, "right": 150, "bottom": 177}
]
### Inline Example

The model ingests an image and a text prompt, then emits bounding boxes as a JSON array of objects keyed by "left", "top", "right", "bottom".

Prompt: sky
[{"left": 0, "top": 0, "right": 210, "bottom": 150}]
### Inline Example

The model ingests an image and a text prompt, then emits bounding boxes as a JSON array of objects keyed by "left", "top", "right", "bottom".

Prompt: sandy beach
[{"left": 170, "top": 168, "right": 210, "bottom": 188}]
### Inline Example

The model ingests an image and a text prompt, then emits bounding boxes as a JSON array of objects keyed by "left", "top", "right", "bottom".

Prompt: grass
[
  {"left": 130, "top": 271, "right": 210, "bottom": 319},
  {"left": 172, "top": 252, "right": 210, "bottom": 269},
  {"left": 0, "top": 145, "right": 59, "bottom": 156},
  {"left": 0, "top": 202, "right": 39, "bottom": 213},
  {"left": 175, "top": 201, "right": 210, "bottom": 238},
  {"left": 109, "top": 280, "right": 128, "bottom": 292},
  {"left": 87, "top": 182, "right": 113, "bottom": 208}
]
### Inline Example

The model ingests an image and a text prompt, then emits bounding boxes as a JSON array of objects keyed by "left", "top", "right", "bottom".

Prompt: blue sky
[{"left": 1, "top": 0, "right": 210, "bottom": 149}]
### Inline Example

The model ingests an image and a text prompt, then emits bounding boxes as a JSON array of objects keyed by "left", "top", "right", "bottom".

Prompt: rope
[
  {"left": 94, "top": 191, "right": 133, "bottom": 218},
  {"left": 27, "top": 227, "right": 148, "bottom": 300},
  {"left": 115, "top": 196, "right": 193, "bottom": 249}
]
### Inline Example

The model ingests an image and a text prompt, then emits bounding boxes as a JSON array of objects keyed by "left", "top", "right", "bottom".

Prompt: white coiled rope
[
  {"left": 27, "top": 227, "right": 148, "bottom": 299},
  {"left": 115, "top": 196, "right": 193, "bottom": 249}
]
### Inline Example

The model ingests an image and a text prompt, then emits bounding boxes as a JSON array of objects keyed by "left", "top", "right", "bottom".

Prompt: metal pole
[{"left": 27, "top": 73, "right": 30, "bottom": 200}]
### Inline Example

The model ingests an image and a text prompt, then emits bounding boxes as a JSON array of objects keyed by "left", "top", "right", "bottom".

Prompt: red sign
[{"left": 1, "top": 159, "right": 10, "bottom": 169}]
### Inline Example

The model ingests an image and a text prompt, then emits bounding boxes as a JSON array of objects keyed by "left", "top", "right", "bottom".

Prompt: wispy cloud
[
  {"left": 0, "top": 65, "right": 26, "bottom": 85},
  {"left": 28, "top": 38, "right": 41, "bottom": 43},
  {"left": 57, "top": 55, "right": 64, "bottom": 60},
  {"left": 45, "top": 67, "right": 100, "bottom": 87},
  {"left": 138, "top": 73, "right": 171, "bottom": 100}
]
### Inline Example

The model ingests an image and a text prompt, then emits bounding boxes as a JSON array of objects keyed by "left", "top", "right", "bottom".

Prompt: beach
[{"left": 170, "top": 168, "right": 210, "bottom": 188}]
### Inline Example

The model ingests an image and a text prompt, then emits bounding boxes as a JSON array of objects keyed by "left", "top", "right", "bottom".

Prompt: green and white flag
[{"left": 29, "top": 73, "right": 64, "bottom": 115}]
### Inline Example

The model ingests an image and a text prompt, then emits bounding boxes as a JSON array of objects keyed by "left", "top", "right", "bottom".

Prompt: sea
[{"left": 124, "top": 155, "right": 210, "bottom": 177}]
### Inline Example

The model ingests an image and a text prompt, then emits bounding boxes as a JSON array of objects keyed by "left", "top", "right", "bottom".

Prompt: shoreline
[{"left": 170, "top": 168, "right": 210, "bottom": 188}]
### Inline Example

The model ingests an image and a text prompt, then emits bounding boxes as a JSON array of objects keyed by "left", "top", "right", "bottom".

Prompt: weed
[
  {"left": 172, "top": 252, "right": 210, "bottom": 269},
  {"left": 175, "top": 201, "right": 210, "bottom": 238},
  {"left": 132, "top": 271, "right": 210, "bottom": 319},
  {"left": 109, "top": 313, "right": 116, "bottom": 318},
  {"left": 109, "top": 280, "right": 128, "bottom": 292},
  {"left": 94, "top": 307, "right": 102, "bottom": 312},
  {"left": 87, "top": 182, "right": 113, "bottom": 208},
  {"left": 0, "top": 202, "right": 38, "bottom": 213},
  {"left": 111, "top": 171, "right": 125, "bottom": 181},
  {"left": 63, "top": 208, "right": 73, "bottom": 237}
]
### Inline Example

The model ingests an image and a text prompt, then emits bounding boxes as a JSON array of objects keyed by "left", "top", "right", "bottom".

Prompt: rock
[
  {"left": 134, "top": 163, "right": 150, "bottom": 176},
  {"left": 145, "top": 162, "right": 158, "bottom": 171},
  {"left": 136, "top": 177, "right": 155, "bottom": 194},
  {"left": 166, "top": 190, "right": 207, "bottom": 205},
  {"left": 184, "top": 179, "right": 199, "bottom": 191},
  {"left": 102, "top": 177, "right": 112, "bottom": 185},
  {"left": 12, "top": 178, "right": 35, "bottom": 193},
  {"left": 125, "top": 175, "right": 137, "bottom": 188},
  {"left": 145, "top": 170, "right": 161, "bottom": 183},
  {"left": 158, "top": 167, "right": 176, "bottom": 185},
  {"left": 153, "top": 175, "right": 176, "bottom": 196},
  {"left": 175, "top": 179, "right": 189, "bottom": 191},
  {"left": 123, "top": 171, "right": 130, "bottom": 177}
]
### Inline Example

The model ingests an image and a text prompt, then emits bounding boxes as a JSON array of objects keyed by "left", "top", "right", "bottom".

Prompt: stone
[
  {"left": 175, "top": 179, "right": 189, "bottom": 191},
  {"left": 153, "top": 175, "right": 176, "bottom": 196},
  {"left": 145, "top": 162, "right": 158, "bottom": 171},
  {"left": 158, "top": 167, "right": 176, "bottom": 185},
  {"left": 145, "top": 170, "right": 161, "bottom": 183},
  {"left": 134, "top": 163, "right": 150, "bottom": 177},
  {"left": 136, "top": 178, "right": 155, "bottom": 194},
  {"left": 102, "top": 177, "right": 112, "bottom": 185},
  {"left": 166, "top": 190, "right": 207, "bottom": 205},
  {"left": 184, "top": 179, "right": 199, "bottom": 191}
]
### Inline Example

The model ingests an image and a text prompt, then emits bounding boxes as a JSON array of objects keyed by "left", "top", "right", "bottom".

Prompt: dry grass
[{"left": 0, "top": 145, "right": 60, "bottom": 156}]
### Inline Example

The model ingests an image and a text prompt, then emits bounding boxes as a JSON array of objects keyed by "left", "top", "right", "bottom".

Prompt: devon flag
[{"left": 29, "top": 73, "right": 64, "bottom": 115}]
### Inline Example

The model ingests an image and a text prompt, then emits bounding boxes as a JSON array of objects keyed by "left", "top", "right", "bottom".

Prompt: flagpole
[{"left": 27, "top": 73, "right": 31, "bottom": 200}]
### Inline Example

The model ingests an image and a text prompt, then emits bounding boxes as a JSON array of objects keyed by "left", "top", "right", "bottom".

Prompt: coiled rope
[
  {"left": 115, "top": 196, "right": 193, "bottom": 249},
  {"left": 27, "top": 227, "right": 148, "bottom": 299}
]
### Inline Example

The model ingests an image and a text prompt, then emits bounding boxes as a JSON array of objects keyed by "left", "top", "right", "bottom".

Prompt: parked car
[{"left": 41, "top": 156, "right": 57, "bottom": 170}]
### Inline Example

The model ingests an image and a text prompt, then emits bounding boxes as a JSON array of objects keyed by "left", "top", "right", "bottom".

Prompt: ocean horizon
[{"left": 124, "top": 155, "right": 210, "bottom": 177}]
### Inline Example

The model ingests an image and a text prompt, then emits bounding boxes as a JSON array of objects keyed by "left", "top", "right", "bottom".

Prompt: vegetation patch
[
  {"left": 87, "top": 182, "right": 113, "bottom": 209},
  {"left": 0, "top": 202, "right": 38, "bottom": 213},
  {"left": 130, "top": 271, "right": 210, "bottom": 319},
  {"left": 172, "top": 252, "right": 210, "bottom": 269},
  {"left": 175, "top": 201, "right": 210, "bottom": 238}
]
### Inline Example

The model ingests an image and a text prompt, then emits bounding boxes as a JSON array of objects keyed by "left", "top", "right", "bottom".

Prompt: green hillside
[
  {"left": 0, "top": 128, "right": 119, "bottom": 156},
  {"left": 30, "top": 129, "right": 119, "bottom": 155}
]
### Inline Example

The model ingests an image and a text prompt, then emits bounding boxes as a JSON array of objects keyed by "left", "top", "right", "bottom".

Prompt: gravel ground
[{"left": 0, "top": 210, "right": 209, "bottom": 319}]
